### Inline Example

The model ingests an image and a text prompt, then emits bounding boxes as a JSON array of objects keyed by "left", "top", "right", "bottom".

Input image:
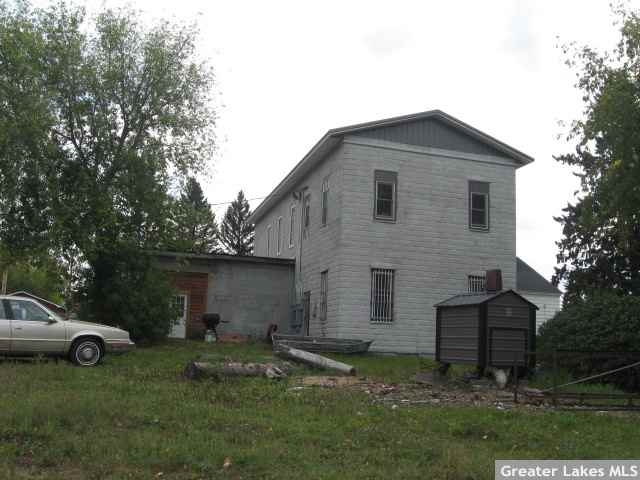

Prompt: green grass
[{"left": 1, "top": 341, "right": 639, "bottom": 479}]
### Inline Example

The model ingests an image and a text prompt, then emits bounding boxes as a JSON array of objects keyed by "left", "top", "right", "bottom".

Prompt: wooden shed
[{"left": 434, "top": 290, "right": 537, "bottom": 369}]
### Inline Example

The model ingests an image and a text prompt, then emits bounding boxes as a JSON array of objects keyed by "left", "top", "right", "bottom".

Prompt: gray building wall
[
  {"left": 520, "top": 291, "right": 561, "bottom": 332},
  {"left": 156, "top": 256, "right": 294, "bottom": 337},
  {"left": 254, "top": 144, "right": 345, "bottom": 337},
  {"left": 337, "top": 136, "right": 517, "bottom": 353},
  {"left": 253, "top": 116, "right": 523, "bottom": 353}
]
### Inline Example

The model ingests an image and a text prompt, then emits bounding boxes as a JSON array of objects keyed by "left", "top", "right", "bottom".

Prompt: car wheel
[{"left": 70, "top": 339, "right": 103, "bottom": 367}]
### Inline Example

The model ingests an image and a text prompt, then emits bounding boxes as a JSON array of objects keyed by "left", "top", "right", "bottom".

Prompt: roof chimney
[{"left": 486, "top": 269, "right": 502, "bottom": 293}]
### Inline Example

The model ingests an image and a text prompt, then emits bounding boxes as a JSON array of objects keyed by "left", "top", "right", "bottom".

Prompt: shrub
[
  {"left": 537, "top": 291, "right": 640, "bottom": 390},
  {"left": 79, "top": 247, "right": 178, "bottom": 343}
]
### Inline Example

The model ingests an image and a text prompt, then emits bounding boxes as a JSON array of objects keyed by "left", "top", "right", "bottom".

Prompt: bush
[
  {"left": 79, "top": 247, "right": 178, "bottom": 343},
  {"left": 538, "top": 291, "right": 640, "bottom": 390}
]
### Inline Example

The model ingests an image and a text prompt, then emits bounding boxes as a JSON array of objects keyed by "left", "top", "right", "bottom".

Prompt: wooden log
[
  {"left": 275, "top": 345, "right": 356, "bottom": 376},
  {"left": 183, "top": 361, "right": 286, "bottom": 381}
]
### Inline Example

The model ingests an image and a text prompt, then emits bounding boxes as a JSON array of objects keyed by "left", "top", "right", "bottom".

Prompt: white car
[{"left": 0, "top": 295, "right": 135, "bottom": 366}]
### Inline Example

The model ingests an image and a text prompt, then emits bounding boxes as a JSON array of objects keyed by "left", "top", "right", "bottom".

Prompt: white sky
[{"left": 64, "top": 1, "right": 632, "bottom": 281}]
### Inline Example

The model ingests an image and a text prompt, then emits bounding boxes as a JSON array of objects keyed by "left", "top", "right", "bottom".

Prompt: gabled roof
[
  {"left": 434, "top": 289, "right": 539, "bottom": 309},
  {"left": 516, "top": 257, "right": 561, "bottom": 295},
  {"left": 249, "top": 109, "right": 534, "bottom": 223}
]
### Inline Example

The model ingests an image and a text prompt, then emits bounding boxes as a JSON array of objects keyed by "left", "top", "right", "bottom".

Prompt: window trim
[
  {"left": 303, "top": 193, "right": 311, "bottom": 230},
  {"left": 370, "top": 268, "right": 395, "bottom": 323},
  {"left": 266, "top": 225, "right": 272, "bottom": 256},
  {"left": 319, "top": 270, "right": 328, "bottom": 331},
  {"left": 321, "top": 177, "right": 329, "bottom": 226},
  {"left": 289, "top": 204, "right": 296, "bottom": 248},
  {"left": 276, "top": 216, "right": 282, "bottom": 255},
  {"left": 468, "top": 181, "right": 490, "bottom": 231},
  {"left": 468, "top": 274, "right": 486, "bottom": 293},
  {"left": 374, "top": 170, "right": 397, "bottom": 222}
]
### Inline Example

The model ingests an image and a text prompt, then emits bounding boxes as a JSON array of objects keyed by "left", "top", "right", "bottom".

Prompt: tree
[
  {"left": 219, "top": 191, "right": 254, "bottom": 255},
  {"left": 554, "top": 6, "right": 640, "bottom": 302},
  {"left": 168, "top": 177, "right": 219, "bottom": 254},
  {"left": 0, "top": 2, "right": 216, "bottom": 340}
]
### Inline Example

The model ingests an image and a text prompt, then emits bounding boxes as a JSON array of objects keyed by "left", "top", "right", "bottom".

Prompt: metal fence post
[
  {"left": 513, "top": 352, "right": 519, "bottom": 404},
  {"left": 552, "top": 349, "right": 558, "bottom": 407}
]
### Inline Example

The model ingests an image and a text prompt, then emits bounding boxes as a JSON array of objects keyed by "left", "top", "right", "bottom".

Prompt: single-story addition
[{"left": 153, "top": 252, "right": 294, "bottom": 339}]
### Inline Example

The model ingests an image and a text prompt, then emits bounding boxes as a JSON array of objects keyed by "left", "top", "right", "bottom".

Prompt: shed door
[
  {"left": 170, "top": 294, "right": 188, "bottom": 339},
  {"left": 489, "top": 328, "right": 527, "bottom": 366}
]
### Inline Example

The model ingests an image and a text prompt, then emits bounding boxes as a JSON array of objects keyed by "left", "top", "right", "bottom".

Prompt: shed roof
[
  {"left": 149, "top": 250, "right": 295, "bottom": 266},
  {"left": 434, "top": 289, "right": 539, "bottom": 309},
  {"left": 249, "top": 110, "right": 534, "bottom": 223},
  {"left": 516, "top": 257, "right": 561, "bottom": 295}
]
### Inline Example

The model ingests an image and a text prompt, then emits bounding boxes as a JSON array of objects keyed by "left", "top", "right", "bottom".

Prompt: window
[
  {"left": 370, "top": 268, "right": 394, "bottom": 323},
  {"left": 468, "top": 274, "right": 486, "bottom": 293},
  {"left": 289, "top": 205, "right": 296, "bottom": 247},
  {"left": 320, "top": 270, "right": 328, "bottom": 335},
  {"left": 277, "top": 217, "right": 282, "bottom": 255},
  {"left": 321, "top": 177, "right": 329, "bottom": 226},
  {"left": 469, "top": 181, "right": 490, "bottom": 230},
  {"left": 266, "top": 225, "right": 272, "bottom": 255},
  {"left": 7, "top": 299, "right": 50, "bottom": 322},
  {"left": 172, "top": 295, "right": 187, "bottom": 320},
  {"left": 303, "top": 194, "right": 311, "bottom": 230},
  {"left": 374, "top": 170, "right": 397, "bottom": 221}
]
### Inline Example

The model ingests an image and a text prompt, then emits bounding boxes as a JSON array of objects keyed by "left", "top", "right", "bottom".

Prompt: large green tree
[
  {"left": 168, "top": 177, "right": 219, "bottom": 254},
  {"left": 0, "top": 2, "right": 216, "bottom": 340},
  {"left": 219, "top": 190, "right": 254, "bottom": 256},
  {"left": 554, "top": 6, "right": 640, "bottom": 303}
]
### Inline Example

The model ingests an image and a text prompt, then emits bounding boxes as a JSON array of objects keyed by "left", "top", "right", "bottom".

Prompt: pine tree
[
  {"left": 219, "top": 190, "right": 254, "bottom": 256},
  {"left": 169, "top": 177, "right": 219, "bottom": 254}
]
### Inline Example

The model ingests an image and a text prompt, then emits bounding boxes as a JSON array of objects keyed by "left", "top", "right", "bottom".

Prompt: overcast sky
[{"left": 82, "top": 1, "right": 626, "bottom": 281}]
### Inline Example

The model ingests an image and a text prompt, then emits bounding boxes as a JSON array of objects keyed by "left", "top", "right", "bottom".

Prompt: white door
[{"left": 169, "top": 294, "right": 188, "bottom": 339}]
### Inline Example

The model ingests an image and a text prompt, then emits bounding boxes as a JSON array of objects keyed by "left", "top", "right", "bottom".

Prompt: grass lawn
[{"left": 1, "top": 341, "right": 640, "bottom": 479}]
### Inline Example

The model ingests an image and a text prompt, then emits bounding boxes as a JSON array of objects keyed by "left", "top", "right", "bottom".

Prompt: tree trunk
[
  {"left": 275, "top": 345, "right": 356, "bottom": 376},
  {"left": 1, "top": 269, "right": 7, "bottom": 295},
  {"left": 183, "top": 361, "right": 287, "bottom": 381}
]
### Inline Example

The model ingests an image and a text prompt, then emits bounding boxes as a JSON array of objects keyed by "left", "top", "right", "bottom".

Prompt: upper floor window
[
  {"left": 374, "top": 170, "right": 397, "bottom": 222},
  {"left": 276, "top": 217, "right": 282, "bottom": 255},
  {"left": 321, "top": 177, "right": 329, "bottom": 226},
  {"left": 289, "top": 205, "right": 296, "bottom": 248},
  {"left": 468, "top": 274, "right": 486, "bottom": 293},
  {"left": 303, "top": 193, "right": 311, "bottom": 231},
  {"left": 266, "top": 225, "right": 272, "bottom": 255},
  {"left": 469, "top": 181, "right": 489, "bottom": 230}
]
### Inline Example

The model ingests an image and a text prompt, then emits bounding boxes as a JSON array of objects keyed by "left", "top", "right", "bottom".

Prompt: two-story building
[{"left": 250, "top": 109, "right": 558, "bottom": 353}]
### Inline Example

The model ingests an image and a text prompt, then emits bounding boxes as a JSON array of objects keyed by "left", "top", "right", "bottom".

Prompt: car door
[
  {"left": 0, "top": 300, "right": 10, "bottom": 353},
  {"left": 7, "top": 298, "right": 67, "bottom": 354}
]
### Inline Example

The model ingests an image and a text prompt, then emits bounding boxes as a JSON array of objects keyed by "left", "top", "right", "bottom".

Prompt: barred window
[
  {"left": 370, "top": 268, "right": 394, "bottom": 323},
  {"left": 266, "top": 225, "right": 272, "bottom": 256},
  {"left": 289, "top": 205, "right": 295, "bottom": 247},
  {"left": 468, "top": 274, "right": 486, "bottom": 293}
]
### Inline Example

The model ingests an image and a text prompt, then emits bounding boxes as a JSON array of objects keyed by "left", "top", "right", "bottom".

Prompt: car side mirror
[{"left": 47, "top": 316, "right": 57, "bottom": 324}]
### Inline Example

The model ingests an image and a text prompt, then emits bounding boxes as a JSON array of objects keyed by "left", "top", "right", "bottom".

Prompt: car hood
[{"left": 65, "top": 320, "right": 129, "bottom": 335}]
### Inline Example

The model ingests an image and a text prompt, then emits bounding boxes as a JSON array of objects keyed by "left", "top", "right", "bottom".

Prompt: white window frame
[
  {"left": 266, "top": 225, "right": 272, "bottom": 256},
  {"left": 320, "top": 270, "right": 328, "bottom": 334},
  {"left": 321, "top": 177, "right": 329, "bottom": 226},
  {"left": 303, "top": 194, "right": 311, "bottom": 230},
  {"left": 468, "top": 274, "right": 486, "bottom": 293},
  {"left": 370, "top": 268, "right": 394, "bottom": 323},
  {"left": 289, "top": 204, "right": 295, "bottom": 248},
  {"left": 470, "top": 192, "right": 489, "bottom": 230},
  {"left": 374, "top": 179, "right": 396, "bottom": 221},
  {"left": 276, "top": 216, "right": 282, "bottom": 255}
]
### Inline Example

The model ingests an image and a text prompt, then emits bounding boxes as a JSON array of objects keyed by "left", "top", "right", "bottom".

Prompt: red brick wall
[{"left": 169, "top": 272, "right": 208, "bottom": 339}]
